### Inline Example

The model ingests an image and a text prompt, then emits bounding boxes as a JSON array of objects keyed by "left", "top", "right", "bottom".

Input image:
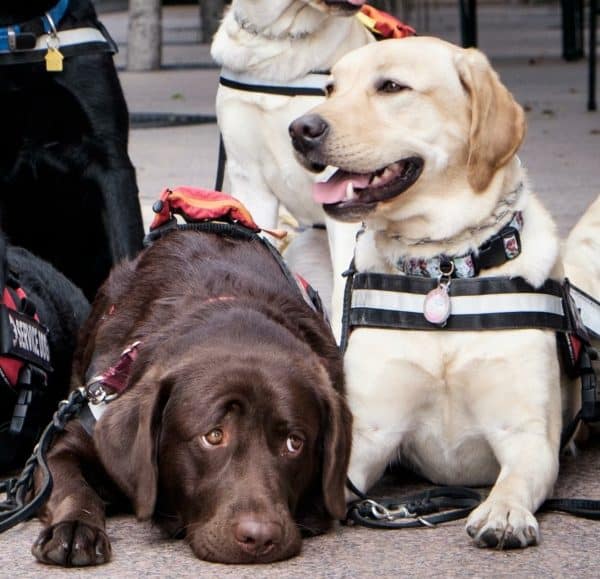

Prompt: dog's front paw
[
  {"left": 466, "top": 501, "right": 539, "bottom": 549},
  {"left": 32, "top": 521, "right": 111, "bottom": 566}
]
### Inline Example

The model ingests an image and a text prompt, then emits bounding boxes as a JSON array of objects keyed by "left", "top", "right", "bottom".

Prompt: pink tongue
[{"left": 313, "top": 171, "right": 371, "bottom": 204}]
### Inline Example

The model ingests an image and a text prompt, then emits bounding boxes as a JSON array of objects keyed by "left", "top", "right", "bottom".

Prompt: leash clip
[
  {"left": 85, "top": 379, "right": 118, "bottom": 405},
  {"left": 360, "top": 499, "right": 437, "bottom": 527}
]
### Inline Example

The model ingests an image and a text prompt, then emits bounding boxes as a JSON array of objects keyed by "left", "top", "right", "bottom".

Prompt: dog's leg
[
  {"left": 464, "top": 352, "right": 562, "bottom": 549},
  {"left": 32, "top": 423, "right": 111, "bottom": 567},
  {"left": 345, "top": 423, "right": 404, "bottom": 502},
  {"left": 342, "top": 341, "right": 415, "bottom": 500},
  {"left": 465, "top": 432, "right": 558, "bottom": 549}
]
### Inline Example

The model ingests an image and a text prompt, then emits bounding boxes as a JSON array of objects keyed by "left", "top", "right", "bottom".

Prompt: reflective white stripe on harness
[
  {"left": 33, "top": 27, "right": 109, "bottom": 50},
  {"left": 219, "top": 67, "right": 330, "bottom": 96},
  {"left": 571, "top": 285, "right": 600, "bottom": 339},
  {"left": 352, "top": 289, "right": 565, "bottom": 318},
  {"left": 0, "top": 27, "right": 113, "bottom": 63}
]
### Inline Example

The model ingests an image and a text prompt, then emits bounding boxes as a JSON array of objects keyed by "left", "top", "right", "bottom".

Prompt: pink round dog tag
[{"left": 423, "top": 286, "right": 451, "bottom": 325}]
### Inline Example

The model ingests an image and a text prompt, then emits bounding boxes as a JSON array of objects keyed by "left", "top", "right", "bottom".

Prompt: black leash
[
  {"left": 0, "top": 388, "right": 87, "bottom": 533},
  {"left": 346, "top": 478, "right": 481, "bottom": 529},
  {"left": 214, "top": 133, "right": 227, "bottom": 192}
]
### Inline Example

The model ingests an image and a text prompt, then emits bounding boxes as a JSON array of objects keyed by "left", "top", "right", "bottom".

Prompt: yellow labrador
[
  {"left": 289, "top": 36, "right": 600, "bottom": 548},
  {"left": 210, "top": 1, "right": 375, "bottom": 313}
]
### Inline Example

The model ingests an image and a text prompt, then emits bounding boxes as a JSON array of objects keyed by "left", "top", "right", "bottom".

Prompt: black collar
[
  {"left": 396, "top": 212, "right": 523, "bottom": 279},
  {"left": 0, "top": 0, "right": 68, "bottom": 52}
]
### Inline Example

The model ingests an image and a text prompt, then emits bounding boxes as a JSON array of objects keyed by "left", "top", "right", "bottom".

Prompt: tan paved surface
[{"left": 1, "top": 2, "right": 600, "bottom": 577}]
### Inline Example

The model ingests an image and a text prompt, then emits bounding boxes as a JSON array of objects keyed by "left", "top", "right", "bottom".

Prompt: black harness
[
  {"left": 341, "top": 262, "right": 600, "bottom": 528},
  {"left": 0, "top": 237, "right": 52, "bottom": 473}
]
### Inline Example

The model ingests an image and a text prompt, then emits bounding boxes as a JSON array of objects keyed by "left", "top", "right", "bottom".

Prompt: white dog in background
[
  {"left": 290, "top": 36, "right": 600, "bottom": 548},
  {"left": 211, "top": 1, "right": 413, "bottom": 315}
]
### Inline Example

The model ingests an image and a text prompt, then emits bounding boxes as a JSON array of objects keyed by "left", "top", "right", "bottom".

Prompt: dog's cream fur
[
  {"left": 211, "top": 0, "right": 373, "bottom": 311},
  {"left": 291, "top": 36, "right": 600, "bottom": 548}
]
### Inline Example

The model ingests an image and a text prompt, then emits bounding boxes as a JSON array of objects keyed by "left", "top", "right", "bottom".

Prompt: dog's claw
[
  {"left": 32, "top": 521, "right": 111, "bottom": 567},
  {"left": 466, "top": 501, "right": 539, "bottom": 550}
]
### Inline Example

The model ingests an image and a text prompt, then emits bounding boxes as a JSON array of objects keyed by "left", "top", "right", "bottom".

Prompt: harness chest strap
[
  {"left": 219, "top": 68, "right": 330, "bottom": 97},
  {"left": 0, "top": 27, "right": 116, "bottom": 65},
  {"left": 344, "top": 273, "right": 576, "bottom": 335}
]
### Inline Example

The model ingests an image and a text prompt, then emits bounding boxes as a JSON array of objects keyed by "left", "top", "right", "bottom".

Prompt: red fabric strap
[
  {"left": 150, "top": 187, "right": 260, "bottom": 233},
  {"left": 95, "top": 341, "right": 141, "bottom": 395},
  {"left": 360, "top": 5, "right": 416, "bottom": 39},
  {"left": 1, "top": 287, "right": 29, "bottom": 388}
]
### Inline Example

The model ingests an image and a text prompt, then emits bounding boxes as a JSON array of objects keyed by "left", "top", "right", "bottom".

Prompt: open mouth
[
  {"left": 313, "top": 157, "right": 424, "bottom": 219},
  {"left": 323, "top": 0, "right": 367, "bottom": 12}
]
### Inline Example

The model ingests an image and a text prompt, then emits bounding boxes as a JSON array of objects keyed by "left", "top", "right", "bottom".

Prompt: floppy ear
[
  {"left": 320, "top": 386, "right": 353, "bottom": 520},
  {"left": 93, "top": 366, "right": 172, "bottom": 521},
  {"left": 455, "top": 47, "right": 526, "bottom": 192},
  {"left": 294, "top": 379, "right": 352, "bottom": 534}
]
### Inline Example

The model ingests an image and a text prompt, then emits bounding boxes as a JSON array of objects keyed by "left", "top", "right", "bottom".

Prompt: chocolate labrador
[
  {"left": 32, "top": 227, "right": 351, "bottom": 565},
  {"left": 1, "top": 0, "right": 144, "bottom": 300}
]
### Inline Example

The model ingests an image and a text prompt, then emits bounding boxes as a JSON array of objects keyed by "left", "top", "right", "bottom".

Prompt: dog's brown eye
[
  {"left": 325, "top": 83, "right": 334, "bottom": 97},
  {"left": 378, "top": 80, "right": 409, "bottom": 93},
  {"left": 203, "top": 428, "right": 224, "bottom": 446},
  {"left": 285, "top": 434, "right": 303, "bottom": 454}
]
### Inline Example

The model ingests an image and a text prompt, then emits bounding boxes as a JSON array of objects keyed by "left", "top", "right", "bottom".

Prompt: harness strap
[
  {"left": 343, "top": 271, "right": 570, "bottom": 340},
  {"left": 219, "top": 68, "right": 329, "bottom": 97},
  {"left": 570, "top": 284, "right": 600, "bottom": 339},
  {"left": 0, "top": 27, "right": 116, "bottom": 65},
  {"left": 214, "top": 133, "right": 227, "bottom": 192}
]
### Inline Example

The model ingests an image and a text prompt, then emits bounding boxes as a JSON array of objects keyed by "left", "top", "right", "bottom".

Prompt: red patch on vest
[
  {"left": 150, "top": 187, "right": 260, "bottom": 233},
  {"left": 360, "top": 5, "right": 416, "bottom": 39}
]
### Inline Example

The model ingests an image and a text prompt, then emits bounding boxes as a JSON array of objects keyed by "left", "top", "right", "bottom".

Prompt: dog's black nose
[
  {"left": 233, "top": 516, "right": 282, "bottom": 557},
  {"left": 289, "top": 114, "right": 329, "bottom": 154}
]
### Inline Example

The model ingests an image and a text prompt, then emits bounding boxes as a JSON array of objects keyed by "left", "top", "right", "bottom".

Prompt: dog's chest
[{"left": 345, "top": 327, "right": 558, "bottom": 485}]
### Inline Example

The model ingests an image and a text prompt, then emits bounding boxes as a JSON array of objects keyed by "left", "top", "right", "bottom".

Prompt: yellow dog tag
[{"left": 45, "top": 47, "right": 64, "bottom": 72}]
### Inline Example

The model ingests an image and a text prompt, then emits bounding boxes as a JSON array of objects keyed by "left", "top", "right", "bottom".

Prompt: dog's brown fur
[{"left": 32, "top": 229, "right": 350, "bottom": 566}]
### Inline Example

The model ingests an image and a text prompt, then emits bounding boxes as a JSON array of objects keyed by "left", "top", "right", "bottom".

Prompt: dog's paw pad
[
  {"left": 32, "top": 521, "right": 111, "bottom": 566},
  {"left": 466, "top": 502, "right": 539, "bottom": 549}
]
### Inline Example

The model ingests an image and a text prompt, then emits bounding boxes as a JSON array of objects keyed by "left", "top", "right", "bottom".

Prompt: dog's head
[
  {"left": 92, "top": 329, "right": 351, "bottom": 564},
  {"left": 289, "top": 37, "right": 526, "bottom": 228}
]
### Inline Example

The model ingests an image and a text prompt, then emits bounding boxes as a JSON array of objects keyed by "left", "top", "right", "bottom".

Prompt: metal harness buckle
[
  {"left": 360, "top": 498, "right": 436, "bottom": 528},
  {"left": 85, "top": 378, "right": 118, "bottom": 405}
]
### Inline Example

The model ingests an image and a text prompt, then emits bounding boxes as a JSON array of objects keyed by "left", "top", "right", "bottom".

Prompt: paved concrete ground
[{"left": 2, "top": 2, "right": 600, "bottom": 577}]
